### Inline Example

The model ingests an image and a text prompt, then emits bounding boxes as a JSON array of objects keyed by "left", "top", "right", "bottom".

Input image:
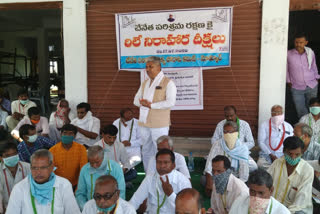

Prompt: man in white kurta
[
  {"left": 6, "top": 149, "right": 80, "bottom": 214},
  {"left": 267, "top": 136, "right": 314, "bottom": 214},
  {"left": 82, "top": 175, "right": 136, "bottom": 214},
  {"left": 210, "top": 155, "right": 249, "bottom": 214},
  {"left": 146, "top": 135, "right": 190, "bottom": 179},
  {"left": 133, "top": 56, "right": 176, "bottom": 170},
  {"left": 71, "top": 102, "right": 100, "bottom": 147},
  {"left": 229, "top": 169, "right": 290, "bottom": 214},
  {"left": 113, "top": 108, "right": 142, "bottom": 167},
  {"left": 129, "top": 149, "right": 191, "bottom": 214},
  {"left": 258, "top": 105, "right": 293, "bottom": 169},
  {"left": 0, "top": 142, "right": 31, "bottom": 210}
]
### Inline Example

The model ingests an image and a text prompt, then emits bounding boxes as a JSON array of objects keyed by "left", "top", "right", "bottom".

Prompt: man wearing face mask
[
  {"left": 76, "top": 145, "right": 125, "bottom": 211},
  {"left": 299, "top": 97, "right": 320, "bottom": 146},
  {"left": 82, "top": 175, "right": 136, "bottom": 214},
  {"left": 11, "top": 107, "right": 50, "bottom": 142},
  {"left": 257, "top": 105, "right": 293, "bottom": 170},
  {"left": 17, "top": 124, "right": 55, "bottom": 163},
  {"left": 267, "top": 136, "right": 314, "bottom": 213},
  {"left": 0, "top": 142, "right": 31, "bottom": 211},
  {"left": 293, "top": 123, "right": 320, "bottom": 160},
  {"left": 229, "top": 169, "right": 290, "bottom": 214},
  {"left": 113, "top": 108, "right": 142, "bottom": 168},
  {"left": 49, "top": 124, "right": 87, "bottom": 190},
  {"left": 6, "top": 89, "right": 36, "bottom": 131},
  {"left": 209, "top": 155, "right": 249, "bottom": 214},
  {"left": 203, "top": 121, "right": 250, "bottom": 196}
]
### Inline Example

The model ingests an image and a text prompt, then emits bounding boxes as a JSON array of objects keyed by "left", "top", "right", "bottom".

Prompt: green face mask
[
  {"left": 310, "top": 107, "right": 320, "bottom": 115},
  {"left": 284, "top": 154, "right": 301, "bottom": 166}
]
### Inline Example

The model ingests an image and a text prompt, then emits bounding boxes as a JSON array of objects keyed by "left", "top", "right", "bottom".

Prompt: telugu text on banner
[{"left": 116, "top": 7, "right": 232, "bottom": 70}]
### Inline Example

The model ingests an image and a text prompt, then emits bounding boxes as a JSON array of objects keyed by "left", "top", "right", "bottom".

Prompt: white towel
[{"left": 304, "top": 46, "right": 313, "bottom": 70}]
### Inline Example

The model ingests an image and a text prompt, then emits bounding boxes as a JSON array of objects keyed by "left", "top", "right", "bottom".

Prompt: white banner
[
  {"left": 116, "top": 7, "right": 232, "bottom": 70},
  {"left": 140, "top": 68, "right": 203, "bottom": 110}
]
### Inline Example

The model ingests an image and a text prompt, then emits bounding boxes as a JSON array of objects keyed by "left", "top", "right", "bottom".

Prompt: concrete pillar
[
  {"left": 258, "top": 0, "right": 290, "bottom": 128},
  {"left": 37, "top": 28, "right": 49, "bottom": 93}
]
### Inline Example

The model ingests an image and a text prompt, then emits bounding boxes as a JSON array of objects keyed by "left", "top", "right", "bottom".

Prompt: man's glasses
[{"left": 93, "top": 189, "right": 118, "bottom": 201}]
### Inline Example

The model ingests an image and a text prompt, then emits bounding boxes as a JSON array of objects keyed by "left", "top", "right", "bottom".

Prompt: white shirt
[
  {"left": 211, "top": 174, "right": 249, "bottom": 213},
  {"left": 113, "top": 118, "right": 142, "bottom": 156},
  {"left": 212, "top": 119, "right": 255, "bottom": 150},
  {"left": 0, "top": 110, "right": 8, "bottom": 130},
  {"left": 0, "top": 161, "right": 30, "bottom": 209},
  {"left": 49, "top": 111, "right": 76, "bottom": 129},
  {"left": 133, "top": 74, "right": 176, "bottom": 109},
  {"left": 6, "top": 175, "right": 81, "bottom": 214},
  {"left": 11, "top": 100, "right": 36, "bottom": 116},
  {"left": 71, "top": 115, "right": 100, "bottom": 146},
  {"left": 204, "top": 139, "right": 249, "bottom": 182},
  {"left": 12, "top": 116, "right": 50, "bottom": 137},
  {"left": 94, "top": 139, "right": 131, "bottom": 169},
  {"left": 229, "top": 196, "right": 290, "bottom": 214},
  {"left": 129, "top": 170, "right": 191, "bottom": 214},
  {"left": 258, "top": 120, "right": 293, "bottom": 163},
  {"left": 267, "top": 157, "right": 313, "bottom": 213},
  {"left": 82, "top": 198, "right": 136, "bottom": 214},
  {"left": 146, "top": 152, "right": 190, "bottom": 179}
]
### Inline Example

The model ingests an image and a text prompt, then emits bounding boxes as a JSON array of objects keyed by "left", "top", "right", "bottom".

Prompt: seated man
[
  {"left": 6, "top": 88, "right": 36, "bottom": 131},
  {"left": 0, "top": 142, "right": 31, "bottom": 210},
  {"left": 175, "top": 188, "right": 204, "bottom": 214},
  {"left": 146, "top": 135, "right": 190, "bottom": 179},
  {"left": 209, "top": 155, "right": 249, "bottom": 214},
  {"left": 308, "top": 157, "right": 320, "bottom": 213},
  {"left": 17, "top": 124, "right": 56, "bottom": 163},
  {"left": 0, "top": 92, "right": 11, "bottom": 114},
  {"left": 82, "top": 175, "right": 136, "bottom": 214},
  {"left": 257, "top": 105, "right": 293, "bottom": 170},
  {"left": 49, "top": 124, "right": 87, "bottom": 190},
  {"left": 113, "top": 108, "right": 142, "bottom": 167},
  {"left": 229, "top": 169, "right": 290, "bottom": 214},
  {"left": 49, "top": 99, "right": 76, "bottom": 142},
  {"left": 293, "top": 123, "right": 320, "bottom": 160},
  {"left": 0, "top": 105, "right": 8, "bottom": 140},
  {"left": 71, "top": 102, "right": 100, "bottom": 147},
  {"left": 299, "top": 97, "right": 320, "bottom": 147},
  {"left": 76, "top": 145, "right": 125, "bottom": 211},
  {"left": 95, "top": 125, "right": 136, "bottom": 183},
  {"left": 129, "top": 149, "right": 191, "bottom": 214},
  {"left": 11, "top": 107, "right": 50, "bottom": 141},
  {"left": 204, "top": 121, "right": 250, "bottom": 195},
  {"left": 6, "top": 149, "right": 80, "bottom": 213},
  {"left": 267, "top": 136, "right": 313, "bottom": 213}
]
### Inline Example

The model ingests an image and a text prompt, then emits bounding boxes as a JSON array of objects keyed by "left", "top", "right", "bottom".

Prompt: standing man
[
  {"left": 134, "top": 56, "right": 176, "bottom": 170},
  {"left": 113, "top": 108, "right": 142, "bottom": 167},
  {"left": 257, "top": 105, "right": 293, "bottom": 170},
  {"left": 6, "top": 149, "right": 80, "bottom": 214},
  {"left": 6, "top": 89, "right": 36, "bottom": 131},
  {"left": 287, "top": 33, "right": 319, "bottom": 118}
]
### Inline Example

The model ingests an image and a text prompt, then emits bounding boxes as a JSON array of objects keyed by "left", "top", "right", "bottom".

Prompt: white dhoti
[
  {"left": 48, "top": 124, "right": 61, "bottom": 142},
  {"left": 126, "top": 147, "right": 142, "bottom": 167},
  {"left": 140, "top": 126, "right": 169, "bottom": 171}
]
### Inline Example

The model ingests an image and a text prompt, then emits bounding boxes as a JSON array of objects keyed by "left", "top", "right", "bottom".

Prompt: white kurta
[
  {"left": 211, "top": 174, "right": 249, "bottom": 214},
  {"left": 129, "top": 169, "right": 191, "bottom": 214},
  {"left": 6, "top": 175, "right": 81, "bottom": 214},
  {"left": 12, "top": 116, "right": 50, "bottom": 137},
  {"left": 0, "top": 161, "right": 31, "bottom": 209},
  {"left": 49, "top": 111, "right": 76, "bottom": 142},
  {"left": 146, "top": 152, "right": 190, "bottom": 179},
  {"left": 94, "top": 139, "right": 131, "bottom": 169},
  {"left": 229, "top": 196, "right": 290, "bottom": 214},
  {"left": 113, "top": 118, "right": 142, "bottom": 167},
  {"left": 82, "top": 198, "right": 136, "bottom": 214}
]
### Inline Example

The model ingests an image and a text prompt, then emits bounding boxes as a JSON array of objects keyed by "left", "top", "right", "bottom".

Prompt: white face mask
[
  {"left": 224, "top": 132, "right": 238, "bottom": 149},
  {"left": 271, "top": 114, "right": 284, "bottom": 127}
]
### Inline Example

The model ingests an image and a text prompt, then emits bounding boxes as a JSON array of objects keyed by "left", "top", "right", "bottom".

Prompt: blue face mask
[
  {"left": 3, "top": 154, "right": 19, "bottom": 167},
  {"left": 310, "top": 107, "right": 320, "bottom": 115},
  {"left": 28, "top": 134, "right": 38, "bottom": 143},
  {"left": 284, "top": 154, "right": 301, "bottom": 166},
  {"left": 97, "top": 203, "right": 116, "bottom": 213},
  {"left": 19, "top": 99, "right": 29, "bottom": 105},
  {"left": 61, "top": 135, "right": 74, "bottom": 144}
]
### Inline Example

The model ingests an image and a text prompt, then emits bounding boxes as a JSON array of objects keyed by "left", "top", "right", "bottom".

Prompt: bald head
[
  {"left": 94, "top": 175, "right": 118, "bottom": 192},
  {"left": 176, "top": 188, "right": 201, "bottom": 214}
]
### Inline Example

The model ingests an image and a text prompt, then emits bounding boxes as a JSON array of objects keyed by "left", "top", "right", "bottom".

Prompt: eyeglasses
[
  {"left": 93, "top": 190, "right": 118, "bottom": 201},
  {"left": 30, "top": 165, "right": 51, "bottom": 171}
]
